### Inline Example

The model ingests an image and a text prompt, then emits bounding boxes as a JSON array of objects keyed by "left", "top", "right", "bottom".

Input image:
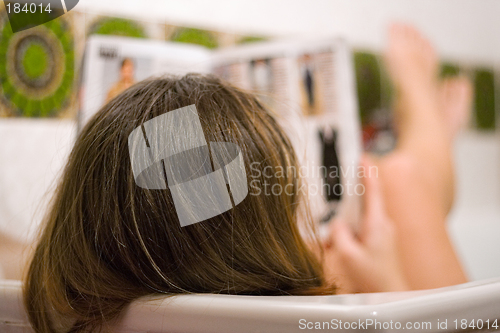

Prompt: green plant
[
  {"left": 91, "top": 18, "right": 146, "bottom": 38},
  {"left": 172, "top": 27, "right": 218, "bottom": 49},
  {"left": 353, "top": 51, "right": 382, "bottom": 124},
  {"left": 474, "top": 69, "right": 496, "bottom": 130},
  {"left": 441, "top": 62, "right": 460, "bottom": 77}
]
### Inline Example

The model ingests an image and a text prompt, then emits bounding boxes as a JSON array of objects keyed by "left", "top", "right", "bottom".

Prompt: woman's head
[{"left": 24, "top": 74, "right": 333, "bottom": 333}]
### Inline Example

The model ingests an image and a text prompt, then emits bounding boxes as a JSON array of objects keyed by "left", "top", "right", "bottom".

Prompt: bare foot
[
  {"left": 385, "top": 23, "right": 439, "bottom": 97},
  {"left": 439, "top": 76, "right": 473, "bottom": 138},
  {"left": 383, "top": 23, "right": 456, "bottom": 216},
  {"left": 385, "top": 23, "right": 449, "bottom": 154},
  {"left": 375, "top": 24, "right": 468, "bottom": 289}
]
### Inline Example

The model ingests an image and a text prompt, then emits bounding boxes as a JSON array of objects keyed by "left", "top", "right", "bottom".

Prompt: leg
[{"left": 377, "top": 23, "right": 470, "bottom": 289}]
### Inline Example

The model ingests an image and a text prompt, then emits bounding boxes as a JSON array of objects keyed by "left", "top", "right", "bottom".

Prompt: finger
[
  {"left": 321, "top": 223, "right": 333, "bottom": 249},
  {"left": 323, "top": 217, "right": 342, "bottom": 250},
  {"left": 331, "top": 220, "right": 363, "bottom": 263},
  {"left": 360, "top": 154, "right": 385, "bottom": 221}
]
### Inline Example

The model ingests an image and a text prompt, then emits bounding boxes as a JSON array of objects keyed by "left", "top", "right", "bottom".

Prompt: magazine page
[
  {"left": 79, "top": 36, "right": 362, "bottom": 230},
  {"left": 212, "top": 39, "right": 362, "bottom": 230},
  {"left": 79, "top": 35, "right": 212, "bottom": 126}
]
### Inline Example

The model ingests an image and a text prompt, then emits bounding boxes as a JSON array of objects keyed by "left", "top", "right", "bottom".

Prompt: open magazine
[{"left": 79, "top": 35, "right": 362, "bottom": 230}]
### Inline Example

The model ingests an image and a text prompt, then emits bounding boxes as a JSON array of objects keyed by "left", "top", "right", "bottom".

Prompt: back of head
[{"left": 24, "top": 74, "right": 332, "bottom": 333}]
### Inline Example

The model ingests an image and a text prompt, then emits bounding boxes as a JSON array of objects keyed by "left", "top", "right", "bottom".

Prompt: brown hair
[{"left": 24, "top": 74, "right": 335, "bottom": 333}]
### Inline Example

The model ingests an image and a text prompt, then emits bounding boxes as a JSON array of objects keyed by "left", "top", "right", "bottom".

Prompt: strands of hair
[{"left": 24, "top": 74, "right": 335, "bottom": 333}]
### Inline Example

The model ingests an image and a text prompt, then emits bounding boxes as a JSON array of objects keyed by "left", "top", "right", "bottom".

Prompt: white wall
[
  {"left": 0, "top": 119, "right": 76, "bottom": 241},
  {"left": 449, "top": 132, "right": 500, "bottom": 280}
]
